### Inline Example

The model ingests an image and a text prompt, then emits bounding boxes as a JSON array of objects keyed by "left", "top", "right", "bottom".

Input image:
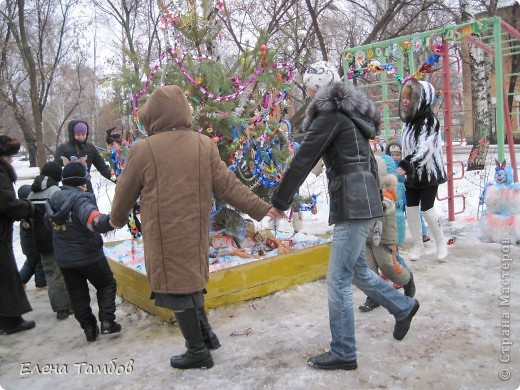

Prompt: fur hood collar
[
  {"left": 399, "top": 78, "right": 436, "bottom": 123},
  {"left": 302, "top": 82, "right": 380, "bottom": 139},
  {"left": 0, "top": 158, "right": 17, "bottom": 183}
]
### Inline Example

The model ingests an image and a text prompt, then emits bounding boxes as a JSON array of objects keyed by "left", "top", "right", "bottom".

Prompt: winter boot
[
  {"left": 80, "top": 314, "right": 100, "bottom": 342},
  {"left": 84, "top": 325, "right": 99, "bottom": 342},
  {"left": 101, "top": 320, "right": 122, "bottom": 334},
  {"left": 197, "top": 307, "right": 221, "bottom": 350},
  {"left": 170, "top": 309, "right": 214, "bottom": 369},
  {"left": 185, "top": 308, "right": 221, "bottom": 350},
  {"left": 403, "top": 272, "right": 416, "bottom": 298},
  {"left": 0, "top": 316, "right": 36, "bottom": 335},
  {"left": 423, "top": 208, "right": 448, "bottom": 261},
  {"left": 358, "top": 296, "right": 380, "bottom": 312},
  {"left": 406, "top": 206, "right": 424, "bottom": 261}
]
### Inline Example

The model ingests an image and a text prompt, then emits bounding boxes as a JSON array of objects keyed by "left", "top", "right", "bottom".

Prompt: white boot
[
  {"left": 406, "top": 206, "right": 424, "bottom": 261},
  {"left": 423, "top": 207, "right": 448, "bottom": 261},
  {"left": 292, "top": 211, "right": 303, "bottom": 233}
]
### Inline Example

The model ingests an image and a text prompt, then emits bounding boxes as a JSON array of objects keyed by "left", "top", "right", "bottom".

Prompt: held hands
[
  {"left": 109, "top": 219, "right": 124, "bottom": 229},
  {"left": 267, "top": 207, "right": 286, "bottom": 221},
  {"left": 397, "top": 167, "right": 406, "bottom": 175}
]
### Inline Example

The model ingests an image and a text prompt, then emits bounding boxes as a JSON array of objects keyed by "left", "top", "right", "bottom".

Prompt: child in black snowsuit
[
  {"left": 46, "top": 160, "right": 121, "bottom": 342},
  {"left": 17, "top": 185, "right": 47, "bottom": 290}
]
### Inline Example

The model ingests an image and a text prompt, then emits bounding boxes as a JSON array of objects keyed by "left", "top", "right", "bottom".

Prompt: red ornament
[{"left": 260, "top": 44, "right": 268, "bottom": 68}]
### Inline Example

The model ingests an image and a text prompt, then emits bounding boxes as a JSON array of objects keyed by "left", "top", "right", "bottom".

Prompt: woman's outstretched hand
[{"left": 267, "top": 207, "right": 286, "bottom": 221}]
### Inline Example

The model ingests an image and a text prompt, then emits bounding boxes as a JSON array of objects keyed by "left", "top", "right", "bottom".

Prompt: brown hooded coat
[{"left": 110, "top": 86, "right": 271, "bottom": 294}]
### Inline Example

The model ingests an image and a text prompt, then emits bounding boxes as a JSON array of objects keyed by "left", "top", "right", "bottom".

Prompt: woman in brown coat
[{"left": 109, "top": 85, "right": 283, "bottom": 370}]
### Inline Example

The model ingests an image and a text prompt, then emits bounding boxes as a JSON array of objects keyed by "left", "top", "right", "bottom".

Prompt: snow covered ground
[{"left": 1, "top": 148, "right": 520, "bottom": 390}]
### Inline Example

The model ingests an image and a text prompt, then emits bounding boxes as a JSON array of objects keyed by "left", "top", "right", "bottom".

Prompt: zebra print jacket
[{"left": 398, "top": 78, "right": 447, "bottom": 188}]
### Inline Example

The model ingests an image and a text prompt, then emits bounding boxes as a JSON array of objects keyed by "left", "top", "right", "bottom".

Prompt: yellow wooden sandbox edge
[{"left": 106, "top": 240, "right": 331, "bottom": 322}]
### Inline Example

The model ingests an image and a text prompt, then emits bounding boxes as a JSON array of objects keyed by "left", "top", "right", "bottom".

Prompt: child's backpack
[{"left": 28, "top": 186, "right": 60, "bottom": 254}]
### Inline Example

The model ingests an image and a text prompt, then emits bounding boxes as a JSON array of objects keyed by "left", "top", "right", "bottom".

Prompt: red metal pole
[
  {"left": 442, "top": 40, "right": 455, "bottom": 221},
  {"left": 502, "top": 84, "right": 519, "bottom": 182}
]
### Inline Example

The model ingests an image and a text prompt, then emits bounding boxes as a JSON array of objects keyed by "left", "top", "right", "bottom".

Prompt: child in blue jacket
[{"left": 46, "top": 160, "right": 121, "bottom": 342}]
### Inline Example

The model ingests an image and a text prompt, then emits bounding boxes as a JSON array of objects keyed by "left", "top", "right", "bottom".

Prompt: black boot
[
  {"left": 403, "top": 272, "right": 416, "bottom": 298},
  {"left": 81, "top": 315, "right": 99, "bottom": 342},
  {"left": 84, "top": 325, "right": 99, "bottom": 342},
  {"left": 170, "top": 309, "right": 214, "bottom": 369},
  {"left": 0, "top": 316, "right": 35, "bottom": 335},
  {"left": 197, "top": 307, "right": 221, "bottom": 350},
  {"left": 358, "top": 296, "right": 380, "bottom": 312},
  {"left": 101, "top": 320, "right": 121, "bottom": 334},
  {"left": 187, "top": 307, "right": 221, "bottom": 350}
]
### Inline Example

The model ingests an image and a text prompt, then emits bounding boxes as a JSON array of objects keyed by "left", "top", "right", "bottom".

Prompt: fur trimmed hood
[
  {"left": 302, "top": 82, "right": 380, "bottom": 139},
  {"left": 385, "top": 140, "right": 402, "bottom": 156},
  {"left": 0, "top": 135, "right": 21, "bottom": 158},
  {"left": 399, "top": 78, "right": 436, "bottom": 123},
  {"left": 398, "top": 78, "right": 446, "bottom": 187}
]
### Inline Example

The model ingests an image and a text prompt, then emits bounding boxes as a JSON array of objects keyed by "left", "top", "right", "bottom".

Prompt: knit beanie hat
[
  {"left": 0, "top": 135, "right": 21, "bottom": 157},
  {"left": 73, "top": 122, "right": 88, "bottom": 135},
  {"left": 41, "top": 161, "right": 63, "bottom": 182},
  {"left": 303, "top": 61, "right": 340, "bottom": 91},
  {"left": 62, "top": 162, "right": 88, "bottom": 186},
  {"left": 388, "top": 144, "right": 401, "bottom": 154}
]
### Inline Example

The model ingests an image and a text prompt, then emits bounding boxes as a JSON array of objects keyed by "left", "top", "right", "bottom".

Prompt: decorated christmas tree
[
  {"left": 115, "top": 0, "right": 297, "bottom": 238},
  {"left": 130, "top": 1, "right": 296, "bottom": 204}
]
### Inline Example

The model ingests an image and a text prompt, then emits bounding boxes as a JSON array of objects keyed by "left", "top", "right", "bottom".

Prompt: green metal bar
[
  {"left": 381, "top": 69, "right": 391, "bottom": 137},
  {"left": 502, "top": 45, "right": 520, "bottom": 49},
  {"left": 493, "top": 17, "right": 505, "bottom": 163},
  {"left": 502, "top": 44, "right": 520, "bottom": 50},
  {"left": 479, "top": 34, "right": 496, "bottom": 41},
  {"left": 341, "top": 17, "right": 500, "bottom": 55},
  {"left": 407, "top": 49, "right": 415, "bottom": 76}
]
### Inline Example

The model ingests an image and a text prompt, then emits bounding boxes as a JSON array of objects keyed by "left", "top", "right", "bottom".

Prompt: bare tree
[
  {"left": 458, "top": 0, "right": 498, "bottom": 143},
  {"left": 0, "top": 0, "right": 86, "bottom": 166},
  {"left": 92, "top": 0, "right": 162, "bottom": 83}
]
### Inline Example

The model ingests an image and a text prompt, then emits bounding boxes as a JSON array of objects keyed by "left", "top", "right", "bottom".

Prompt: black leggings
[{"left": 405, "top": 186, "right": 438, "bottom": 211}]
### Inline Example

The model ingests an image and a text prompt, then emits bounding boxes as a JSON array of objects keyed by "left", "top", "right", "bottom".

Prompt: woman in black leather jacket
[{"left": 271, "top": 61, "right": 419, "bottom": 371}]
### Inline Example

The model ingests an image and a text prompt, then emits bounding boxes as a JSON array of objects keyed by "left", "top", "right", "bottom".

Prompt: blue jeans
[
  {"left": 327, "top": 219, "right": 415, "bottom": 361},
  {"left": 19, "top": 254, "right": 47, "bottom": 287}
]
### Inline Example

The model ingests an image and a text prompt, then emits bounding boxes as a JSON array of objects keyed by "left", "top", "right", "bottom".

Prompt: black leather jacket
[{"left": 271, "top": 82, "right": 383, "bottom": 225}]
